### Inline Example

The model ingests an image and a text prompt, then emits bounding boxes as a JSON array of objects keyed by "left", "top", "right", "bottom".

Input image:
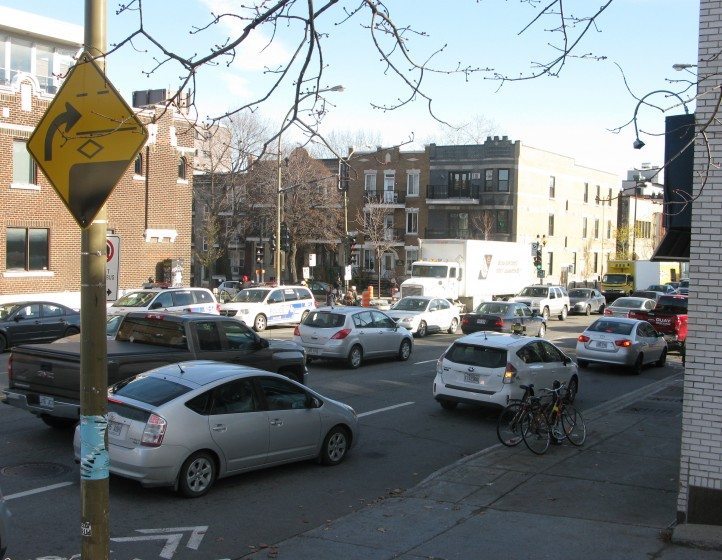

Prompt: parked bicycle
[
  {"left": 496, "top": 383, "right": 536, "bottom": 446},
  {"left": 520, "top": 381, "right": 587, "bottom": 455}
]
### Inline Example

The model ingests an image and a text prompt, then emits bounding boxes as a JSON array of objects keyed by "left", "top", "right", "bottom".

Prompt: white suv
[
  {"left": 511, "top": 285, "right": 570, "bottom": 321},
  {"left": 108, "top": 287, "right": 219, "bottom": 316}
]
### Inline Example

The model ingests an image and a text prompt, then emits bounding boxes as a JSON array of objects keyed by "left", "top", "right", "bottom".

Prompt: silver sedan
[
  {"left": 603, "top": 296, "right": 656, "bottom": 318},
  {"left": 294, "top": 306, "right": 413, "bottom": 368},
  {"left": 576, "top": 317, "right": 667, "bottom": 374},
  {"left": 568, "top": 288, "right": 606, "bottom": 315},
  {"left": 73, "top": 361, "right": 358, "bottom": 497}
]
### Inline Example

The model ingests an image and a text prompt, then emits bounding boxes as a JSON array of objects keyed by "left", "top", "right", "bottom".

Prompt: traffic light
[
  {"left": 338, "top": 161, "right": 350, "bottom": 192},
  {"left": 256, "top": 244, "right": 265, "bottom": 264},
  {"left": 270, "top": 233, "right": 277, "bottom": 251},
  {"left": 533, "top": 249, "right": 542, "bottom": 270},
  {"left": 350, "top": 252, "right": 357, "bottom": 266},
  {"left": 280, "top": 222, "right": 291, "bottom": 252}
]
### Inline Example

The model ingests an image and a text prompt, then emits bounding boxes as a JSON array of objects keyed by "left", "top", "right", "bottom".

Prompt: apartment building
[
  {"left": 617, "top": 167, "right": 665, "bottom": 261},
  {"left": 0, "top": 8, "right": 194, "bottom": 305}
]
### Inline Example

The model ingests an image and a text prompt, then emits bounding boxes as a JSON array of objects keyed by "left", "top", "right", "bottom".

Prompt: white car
[
  {"left": 433, "top": 332, "right": 579, "bottom": 410},
  {"left": 108, "top": 287, "right": 219, "bottom": 316},
  {"left": 386, "top": 296, "right": 460, "bottom": 337},
  {"left": 220, "top": 286, "right": 315, "bottom": 332},
  {"left": 511, "top": 285, "right": 570, "bottom": 321}
]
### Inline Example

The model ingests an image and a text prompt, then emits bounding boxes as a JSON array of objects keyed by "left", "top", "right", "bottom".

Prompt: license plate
[
  {"left": 108, "top": 421, "right": 123, "bottom": 437},
  {"left": 595, "top": 341, "right": 609, "bottom": 349},
  {"left": 39, "top": 395, "right": 54, "bottom": 408},
  {"left": 307, "top": 347, "right": 322, "bottom": 356},
  {"left": 464, "top": 372, "right": 481, "bottom": 383},
  {"left": 476, "top": 319, "right": 487, "bottom": 325}
]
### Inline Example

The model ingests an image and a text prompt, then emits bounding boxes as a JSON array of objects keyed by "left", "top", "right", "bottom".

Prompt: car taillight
[
  {"left": 614, "top": 339, "right": 632, "bottom": 347},
  {"left": 141, "top": 413, "right": 167, "bottom": 447},
  {"left": 216, "top": 303, "right": 221, "bottom": 313},
  {"left": 494, "top": 318, "right": 504, "bottom": 328},
  {"left": 502, "top": 362, "right": 517, "bottom": 384},
  {"left": 461, "top": 316, "right": 469, "bottom": 325},
  {"left": 330, "top": 328, "right": 352, "bottom": 340},
  {"left": 293, "top": 325, "right": 300, "bottom": 336},
  {"left": 603, "top": 308, "right": 612, "bottom": 316},
  {"left": 578, "top": 335, "right": 590, "bottom": 342}
]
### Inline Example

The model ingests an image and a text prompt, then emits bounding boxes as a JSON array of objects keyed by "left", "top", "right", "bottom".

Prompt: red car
[{"left": 629, "top": 294, "right": 688, "bottom": 362}]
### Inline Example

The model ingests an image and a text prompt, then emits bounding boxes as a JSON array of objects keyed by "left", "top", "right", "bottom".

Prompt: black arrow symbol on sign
[
  {"left": 107, "top": 289, "right": 112, "bottom": 296},
  {"left": 44, "top": 102, "right": 82, "bottom": 161}
]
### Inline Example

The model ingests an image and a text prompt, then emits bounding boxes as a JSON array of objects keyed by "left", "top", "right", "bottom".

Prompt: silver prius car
[
  {"left": 73, "top": 361, "right": 358, "bottom": 497},
  {"left": 576, "top": 317, "right": 667, "bottom": 375},
  {"left": 294, "top": 307, "right": 413, "bottom": 369}
]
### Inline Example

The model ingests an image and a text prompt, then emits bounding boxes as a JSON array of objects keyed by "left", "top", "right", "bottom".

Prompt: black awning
[{"left": 651, "top": 228, "right": 690, "bottom": 262}]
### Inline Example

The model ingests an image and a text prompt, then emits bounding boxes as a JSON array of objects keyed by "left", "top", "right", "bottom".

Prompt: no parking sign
[{"left": 106, "top": 235, "right": 120, "bottom": 301}]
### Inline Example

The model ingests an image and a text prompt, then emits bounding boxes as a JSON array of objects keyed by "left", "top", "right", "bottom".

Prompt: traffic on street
[{"left": 0, "top": 312, "right": 683, "bottom": 560}]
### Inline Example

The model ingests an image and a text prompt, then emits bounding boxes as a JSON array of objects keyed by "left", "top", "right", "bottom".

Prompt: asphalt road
[{"left": 0, "top": 313, "right": 683, "bottom": 560}]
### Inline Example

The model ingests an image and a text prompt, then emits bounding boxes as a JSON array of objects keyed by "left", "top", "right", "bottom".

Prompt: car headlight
[
  {"left": 400, "top": 317, "right": 413, "bottom": 324},
  {"left": 239, "top": 309, "right": 250, "bottom": 314}
]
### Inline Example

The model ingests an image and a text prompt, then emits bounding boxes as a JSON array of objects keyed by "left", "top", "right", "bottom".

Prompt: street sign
[
  {"left": 106, "top": 235, "right": 120, "bottom": 301},
  {"left": 537, "top": 269, "right": 546, "bottom": 278},
  {"left": 308, "top": 254, "right": 316, "bottom": 267},
  {"left": 27, "top": 52, "right": 148, "bottom": 228},
  {"left": 531, "top": 242, "right": 539, "bottom": 255},
  {"left": 344, "top": 265, "right": 352, "bottom": 281},
  {"left": 302, "top": 266, "right": 310, "bottom": 280}
]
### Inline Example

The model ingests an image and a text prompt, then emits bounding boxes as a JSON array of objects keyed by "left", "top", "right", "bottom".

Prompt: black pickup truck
[{"left": 3, "top": 311, "right": 307, "bottom": 428}]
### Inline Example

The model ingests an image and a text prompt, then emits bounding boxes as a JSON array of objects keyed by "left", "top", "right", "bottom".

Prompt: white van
[
  {"left": 220, "top": 285, "right": 316, "bottom": 331},
  {"left": 108, "top": 287, "right": 220, "bottom": 316}
]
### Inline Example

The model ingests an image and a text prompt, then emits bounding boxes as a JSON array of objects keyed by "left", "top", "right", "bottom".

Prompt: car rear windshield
[
  {"left": 445, "top": 342, "right": 507, "bottom": 368},
  {"left": 569, "top": 289, "right": 591, "bottom": 298},
  {"left": 116, "top": 316, "right": 188, "bottom": 349},
  {"left": 656, "top": 297, "right": 688, "bottom": 313},
  {"left": 304, "top": 311, "right": 346, "bottom": 328},
  {"left": 113, "top": 291, "right": 156, "bottom": 307},
  {"left": 110, "top": 375, "right": 192, "bottom": 406},
  {"left": 588, "top": 320, "right": 634, "bottom": 335},
  {"left": 517, "top": 287, "right": 548, "bottom": 297}
]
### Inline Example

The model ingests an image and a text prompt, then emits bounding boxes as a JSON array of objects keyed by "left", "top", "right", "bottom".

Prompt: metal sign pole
[{"left": 80, "top": 1, "right": 109, "bottom": 557}]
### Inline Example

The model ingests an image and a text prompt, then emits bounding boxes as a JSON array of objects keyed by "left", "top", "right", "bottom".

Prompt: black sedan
[
  {"left": 460, "top": 301, "right": 546, "bottom": 337},
  {"left": 0, "top": 301, "right": 80, "bottom": 352}
]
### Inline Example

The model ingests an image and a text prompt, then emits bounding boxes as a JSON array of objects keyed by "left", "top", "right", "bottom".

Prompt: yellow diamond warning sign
[{"left": 27, "top": 52, "right": 148, "bottom": 228}]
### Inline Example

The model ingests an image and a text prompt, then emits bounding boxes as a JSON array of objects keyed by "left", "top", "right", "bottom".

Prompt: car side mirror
[
  {"left": 562, "top": 355, "right": 571, "bottom": 365},
  {"left": 257, "top": 337, "right": 270, "bottom": 348},
  {"left": 13, "top": 315, "right": 22, "bottom": 322},
  {"left": 149, "top": 302, "right": 163, "bottom": 310},
  {"left": 308, "top": 396, "right": 322, "bottom": 409}
]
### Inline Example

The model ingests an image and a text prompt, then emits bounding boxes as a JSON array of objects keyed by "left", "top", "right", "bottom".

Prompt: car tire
[
  {"left": 416, "top": 321, "right": 428, "bottom": 338},
  {"left": 63, "top": 326, "right": 80, "bottom": 337},
  {"left": 631, "top": 354, "right": 644, "bottom": 376},
  {"left": 585, "top": 305, "right": 591, "bottom": 316},
  {"left": 253, "top": 314, "right": 267, "bottom": 332},
  {"left": 598, "top": 304, "right": 605, "bottom": 315},
  {"left": 319, "top": 426, "right": 350, "bottom": 466},
  {"left": 347, "top": 345, "right": 363, "bottom": 369},
  {"left": 537, "top": 323, "right": 546, "bottom": 338},
  {"left": 558, "top": 306, "right": 568, "bottom": 321},
  {"left": 566, "top": 376, "right": 579, "bottom": 403},
  {"left": 40, "top": 415, "right": 77, "bottom": 430},
  {"left": 0, "top": 333, "right": 6, "bottom": 353},
  {"left": 656, "top": 348, "right": 668, "bottom": 368},
  {"left": 447, "top": 318, "right": 459, "bottom": 334},
  {"left": 440, "top": 399, "right": 458, "bottom": 410},
  {"left": 178, "top": 451, "right": 217, "bottom": 498},
  {"left": 542, "top": 307, "right": 550, "bottom": 321},
  {"left": 398, "top": 339, "right": 412, "bottom": 361},
  {"left": 577, "top": 359, "right": 589, "bottom": 369}
]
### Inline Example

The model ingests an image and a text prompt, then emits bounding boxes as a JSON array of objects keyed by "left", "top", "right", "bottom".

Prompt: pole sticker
[{"left": 79, "top": 415, "right": 109, "bottom": 480}]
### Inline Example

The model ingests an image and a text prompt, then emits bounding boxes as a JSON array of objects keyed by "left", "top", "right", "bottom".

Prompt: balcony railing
[
  {"left": 426, "top": 184, "right": 480, "bottom": 199},
  {"left": 363, "top": 189, "right": 406, "bottom": 204},
  {"left": 425, "top": 227, "right": 471, "bottom": 239}
]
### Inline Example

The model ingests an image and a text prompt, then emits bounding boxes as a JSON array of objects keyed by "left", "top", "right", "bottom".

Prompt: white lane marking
[
  {"left": 358, "top": 401, "right": 414, "bottom": 418},
  {"left": 414, "top": 359, "right": 437, "bottom": 365},
  {"left": 5, "top": 481, "right": 74, "bottom": 500}
]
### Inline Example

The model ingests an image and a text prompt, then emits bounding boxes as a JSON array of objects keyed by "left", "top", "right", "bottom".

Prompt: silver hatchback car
[
  {"left": 73, "top": 361, "right": 358, "bottom": 497},
  {"left": 294, "top": 307, "right": 413, "bottom": 368}
]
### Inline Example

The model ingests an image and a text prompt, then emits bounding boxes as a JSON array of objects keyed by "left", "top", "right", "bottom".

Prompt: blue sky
[{"left": 5, "top": 0, "right": 700, "bottom": 178}]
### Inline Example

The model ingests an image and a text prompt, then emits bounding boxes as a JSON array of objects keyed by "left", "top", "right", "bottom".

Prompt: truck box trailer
[{"left": 601, "top": 260, "right": 681, "bottom": 300}]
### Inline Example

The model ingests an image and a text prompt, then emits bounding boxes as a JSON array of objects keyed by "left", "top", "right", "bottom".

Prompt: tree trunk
[
  {"left": 289, "top": 243, "right": 298, "bottom": 284},
  {"left": 377, "top": 248, "right": 382, "bottom": 297}
]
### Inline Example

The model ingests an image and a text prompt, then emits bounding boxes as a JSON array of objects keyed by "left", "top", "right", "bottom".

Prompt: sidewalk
[{"left": 244, "top": 371, "right": 722, "bottom": 559}]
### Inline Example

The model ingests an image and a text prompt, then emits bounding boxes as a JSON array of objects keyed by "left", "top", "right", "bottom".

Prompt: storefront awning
[{"left": 651, "top": 228, "right": 690, "bottom": 262}]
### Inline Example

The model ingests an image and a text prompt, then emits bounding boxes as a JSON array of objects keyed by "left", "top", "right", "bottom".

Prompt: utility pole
[{"left": 81, "top": 1, "right": 109, "bottom": 557}]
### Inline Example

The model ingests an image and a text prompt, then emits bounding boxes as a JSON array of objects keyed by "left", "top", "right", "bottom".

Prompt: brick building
[{"left": 0, "top": 9, "right": 193, "bottom": 306}]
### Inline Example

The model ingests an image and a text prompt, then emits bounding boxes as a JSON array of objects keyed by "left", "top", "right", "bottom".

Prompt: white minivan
[
  {"left": 108, "top": 287, "right": 219, "bottom": 316},
  {"left": 220, "top": 285, "right": 316, "bottom": 331}
]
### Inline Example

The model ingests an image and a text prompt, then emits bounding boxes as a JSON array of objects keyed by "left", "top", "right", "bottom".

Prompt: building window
[
  {"left": 484, "top": 169, "right": 494, "bottom": 191},
  {"left": 6, "top": 228, "right": 49, "bottom": 271},
  {"left": 383, "top": 171, "right": 396, "bottom": 202},
  {"left": 498, "top": 169, "right": 510, "bottom": 192},
  {"left": 549, "top": 176, "right": 556, "bottom": 199},
  {"left": 547, "top": 252, "right": 553, "bottom": 276},
  {"left": 9, "top": 38, "right": 31, "bottom": 82},
  {"left": 594, "top": 252, "right": 599, "bottom": 273},
  {"left": 583, "top": 183, "right": 589, "bottom": 203},
  {"left": 405, "top": 248, "right": 419, "bottom": 273},
  {"left": 178, "top": 156, "right": 187, "bottom": 180},
  {"left": 595, "top": 185, "right": 601, "bottom": 205},
  {"left": 548, "top": 214, "right": 555, "bottom": 236},
  {"left": 608, "top": 187, "right": 613, "bottom": 206},
  {"left": 364, "top": 172, "right": 376, "bottom": 192},
  {"left": 12, "top": 140, "right": 36, "bottom": 186},
  {"left": 363, "top": 249, "right": 375, "bottom": 271},
  {"left": 406, "top": 211, "right": 418, "bottom": 234},
  {"left": 496, "top": 209, "right": 510, "bottom": 233},
  {"left": 594, "top": 219, "right": 599, "bottom": 239},
  {"left": 582, "top": 217, "right": 588, "bottom": 238},
  {"left": 406, "top": 171, "right": 419, "bottom": 197},
  {"left": 607, "top": 220, "right": 612, "bottom": 239},
  {"left": 572, "top": 252, "right": 577, "bottom": 274},
  {"left": 134, "top": 153, "right": 143, "bottom": 176}
]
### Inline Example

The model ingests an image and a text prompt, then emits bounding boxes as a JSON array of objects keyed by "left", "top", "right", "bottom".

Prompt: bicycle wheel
[
  {"left": 561, "top": 405, "right": 587, "bottom": 446},
  {"left": 497, "top": 402, "right": 525, "bottom": 446},
  {"left": 521, "top": 409, "right": 551, "bottom": 455}
]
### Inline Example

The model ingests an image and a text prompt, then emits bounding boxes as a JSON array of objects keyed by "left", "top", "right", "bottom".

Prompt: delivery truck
[
  {"left": 600, "top": 259, "right": 680, "bottom": 301},
  {"left": 399, "top": 239, "right": 534, "bottom": 312}
]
